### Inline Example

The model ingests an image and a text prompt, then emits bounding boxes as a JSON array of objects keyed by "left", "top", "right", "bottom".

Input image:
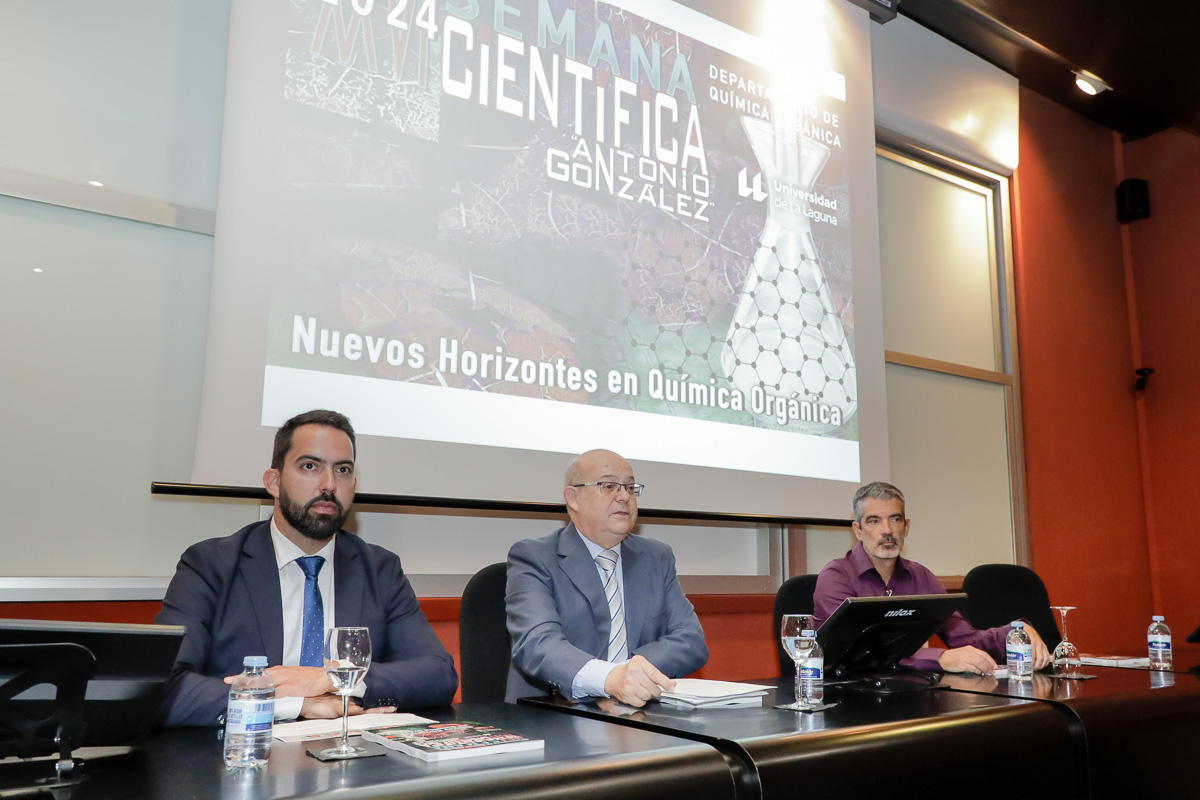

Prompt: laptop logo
[{"left": 884, "top": 609, "right": 915, "bottom": 617}]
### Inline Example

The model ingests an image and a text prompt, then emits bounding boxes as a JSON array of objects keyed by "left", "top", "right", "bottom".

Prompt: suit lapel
[
  {"left": 241, "top": 524, "right": 285, "bottom": 665},
  {"left": 333, "top": 533, "right": 363, "bottom": 627},
  {"left": 620, "top": 534, "right": 646, "bottom": 650},
  {"left": 557, "top": 524, "right": 610, "bottom": 650}
]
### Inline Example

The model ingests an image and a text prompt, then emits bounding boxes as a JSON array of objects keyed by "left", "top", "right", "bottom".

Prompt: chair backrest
[
  {"left": 772, "top": 574, "right": 820, "bottom": 676},
  {"left": 458, "top": 563, "right": 511, "bottom": 703},
  {"left": 961, "top": 564, "right": 1062, "bottom": 649},
  {"left": 0, "top": 642, "right": 95, "bottom": 761}
]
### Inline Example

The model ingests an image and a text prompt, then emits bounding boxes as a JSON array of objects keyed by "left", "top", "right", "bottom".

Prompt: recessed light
[
  {"left": 33, "top": 268, "right": 44, "bottom": 273},
  {"left": 1073, "top": 70, "right": 1110, "bottom": 96},
  {"left": 88, "top": 180, "right": 104, "bottom": 187}
]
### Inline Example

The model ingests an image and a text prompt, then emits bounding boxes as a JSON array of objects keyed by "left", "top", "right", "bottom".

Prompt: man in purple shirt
[{"left": 813, "top": 481, "right": 1051, "bottom": 674}]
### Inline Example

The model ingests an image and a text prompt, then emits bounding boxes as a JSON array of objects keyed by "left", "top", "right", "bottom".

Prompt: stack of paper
[
  {"left": 659, "top": 679, "right": 769, "bottom": 708},
  {"left": 1079, "top": 654, "right": 1151, "bottom": 668}
]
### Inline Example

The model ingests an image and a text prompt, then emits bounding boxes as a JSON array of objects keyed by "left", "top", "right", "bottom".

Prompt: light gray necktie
[{"left": 595, "top": 548, "right": 628, "bottom": 662}]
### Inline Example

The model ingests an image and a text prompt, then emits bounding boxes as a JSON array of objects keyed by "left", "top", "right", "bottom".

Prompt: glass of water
[
  {"left": 777, "top": 614, "right": 815, "bottom": 710},
  {"left": 319, "top": 626, "right": 372, "bottom": 759},
  {"left": 1050, "top": 606, "right": 1082, "bottom": 678}
]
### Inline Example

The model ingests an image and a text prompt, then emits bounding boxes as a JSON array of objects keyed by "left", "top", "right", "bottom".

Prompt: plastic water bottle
[
  {"left": 1148, "top": 616, "right": 1173, "bottom": 670},
  {"left": 1150, "top": 670, "right": 1175, "bottom": 689},
  {"left": 1006, "top": 621, "right": 1033, "bottom": 681},
  {"left": 224, "top": 656, "right": 275, "bottom": 768},
  {"left": 799, "top": 629, "right": 824, "bottom": 705}
]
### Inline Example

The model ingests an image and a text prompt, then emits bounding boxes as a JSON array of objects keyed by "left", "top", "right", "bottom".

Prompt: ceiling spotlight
[{"left": 1073, "top": 70, "right": 1110, "bottom": 96}]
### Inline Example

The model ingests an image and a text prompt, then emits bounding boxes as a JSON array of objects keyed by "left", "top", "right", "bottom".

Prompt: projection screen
[{"left": 192, "top": 0, "right": 889, "bottom": 517}]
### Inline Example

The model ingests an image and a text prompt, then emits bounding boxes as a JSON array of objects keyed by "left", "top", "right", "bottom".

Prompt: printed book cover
[{"left": 360, "top": 721, "right": 544, "bottom": 762}]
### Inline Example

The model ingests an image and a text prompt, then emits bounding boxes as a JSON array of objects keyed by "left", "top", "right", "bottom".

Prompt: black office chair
[
  {"left": 772, "top": 574, "right": 820, "bottom": 676},
  {"left": 961, "top": 564, "right": 1062, "bottom": 649},
  {"left": 459, "top": 563, "right": 511, "bottom": 702},
  {"left": 0, "top": 642, "right": 95, "bottom": 783}
]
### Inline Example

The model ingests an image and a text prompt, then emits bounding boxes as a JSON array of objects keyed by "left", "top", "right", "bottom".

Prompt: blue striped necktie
[
  {"left": 296, "top": 556, "right": 326, "bottom": 667},
  {"left": 594, "top": 549, "right": 628, "bottom": 662}
]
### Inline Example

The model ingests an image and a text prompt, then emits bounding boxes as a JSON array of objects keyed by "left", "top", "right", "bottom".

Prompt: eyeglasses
[{"left": 571, "top": 481, "right": 645, "bottom": 497}]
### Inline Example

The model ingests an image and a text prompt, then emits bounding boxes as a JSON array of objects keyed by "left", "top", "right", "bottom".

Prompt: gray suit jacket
[{"left": 504, "top": 523, "right": 708, "bottom": 702}]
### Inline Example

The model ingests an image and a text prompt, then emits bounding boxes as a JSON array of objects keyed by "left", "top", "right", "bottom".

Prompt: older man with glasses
[{"left": 504, "top": 449, "right": 708, "bottom": 705}]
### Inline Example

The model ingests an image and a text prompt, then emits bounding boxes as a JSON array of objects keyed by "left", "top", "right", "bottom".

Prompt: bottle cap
[
  {"left": 244, "top": 656, "right": 268, "bottom": 668},
  {"left": 1152, "top": 615, "right": 1164, "bottom": 622},
  {"left": 1011, "top": 621, "right": 1024, "bottom": 628},
  {"left": 801, "top": 630, "right": 815, "bottom": 637}
]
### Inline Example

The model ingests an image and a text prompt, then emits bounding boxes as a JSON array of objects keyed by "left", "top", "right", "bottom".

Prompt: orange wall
[
  {"left": 1014, "top": 88, "right": 1200, "bottom": 657},
  {"left": 688, "top": 596, "right": 779, "bottom": 681},
  {"left": 1122, "top": 128, "right": 1200, "bottom": 640},
  {"left": 1014, "top": 88, "right": 1152, "bottom": 651},
  {"left": 0, "top": 601, "right": 163, "bottom": 624}
]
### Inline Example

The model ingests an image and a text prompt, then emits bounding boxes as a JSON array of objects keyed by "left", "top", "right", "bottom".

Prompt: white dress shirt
[
  {"left": 270, "top": 520, "right": 340, "bottom": 720},
  {"left": 570, "top": 531, "right": 628, "bottom": 699}
]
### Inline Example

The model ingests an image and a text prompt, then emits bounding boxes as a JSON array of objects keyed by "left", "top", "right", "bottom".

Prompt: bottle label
[
  {"left": 226, "top": 699, "right": 274, "bottom": 734},
  {"left": 1006, "top": 643, "right": 1032, "bottom": 663},
  {"left": 801, "top": 658, "right": 823, "bottom": 681},
  {"left": 1149, "top": 635, "right": 1172, "bottom": 653}
]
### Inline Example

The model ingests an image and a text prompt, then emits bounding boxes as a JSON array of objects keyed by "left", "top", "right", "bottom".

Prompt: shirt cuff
[
  {"left": 274, "top": 682, "right": 364, "bottom": 721},
  {"left": 571, "top": 659, "right": 620, "bottom": 700},
  {"left": 274, "top": 695, "right": 303, "bottom": 721}
]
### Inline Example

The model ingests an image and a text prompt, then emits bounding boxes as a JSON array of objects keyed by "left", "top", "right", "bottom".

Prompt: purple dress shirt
[{"left": 812, "top": 542, "right": 1011, "bottom": 671}]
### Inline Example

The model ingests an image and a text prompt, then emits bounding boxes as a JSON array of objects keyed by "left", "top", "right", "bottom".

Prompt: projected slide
[{"left": 242, "top": 0, "right": 868, "bottom": 482}]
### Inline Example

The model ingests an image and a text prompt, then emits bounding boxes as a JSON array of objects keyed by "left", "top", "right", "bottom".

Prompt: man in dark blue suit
[
  {"left": 505, "top": 449, "right": 707, "bottom": 705},
  {"left": 156, "top": 410, "right": 457, "bottom": 727}
]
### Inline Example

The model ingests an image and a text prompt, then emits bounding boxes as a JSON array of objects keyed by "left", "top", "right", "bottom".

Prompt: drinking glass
[
  {"left": 319, "top": 626, "right": 372, "bottom": 759},
  {"left": 777, "top": 614, "right": 815, "bottom": 711},
  {"left": 1050, "top": 606, "right": 1081, "bottom": 678}
]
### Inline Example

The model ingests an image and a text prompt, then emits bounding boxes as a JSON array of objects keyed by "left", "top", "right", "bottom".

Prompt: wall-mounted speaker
[{"left": 1116, "top": 178, "right": 1151, "bottom": 224}]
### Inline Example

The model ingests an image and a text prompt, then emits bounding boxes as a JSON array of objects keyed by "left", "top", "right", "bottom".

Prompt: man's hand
[
  {"left": 224, "top": 666, "right": 333, "bottom": 698},
  {"left": 938, "top": 645, "right": 998, "bottom": 675},
  {"left": 1023, "top": 624, "right": 1052, "bottom": 670},
  {"left": 603, "top": 655, "right": 675, "bottom": 707},
  {"left": 298, "top": 696, "right": 398, "bottom": 719}
]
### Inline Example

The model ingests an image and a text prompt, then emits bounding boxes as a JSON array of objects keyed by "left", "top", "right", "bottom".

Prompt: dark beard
[{"left": 279, "top": 490, "right": 349, "bottom": 541}]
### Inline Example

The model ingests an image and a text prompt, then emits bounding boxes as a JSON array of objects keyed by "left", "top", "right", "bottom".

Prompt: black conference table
[
  {"left": 942, "top": 666, "right": 1200, "bottom": 800},
  {"left": 0, "top": 702, "right": 736, "bottom": 800},
  {"left": 522, "top": 679, "right": 1084, "bottom": 800},
  {"left": 8, "top": 671, "right": 1191, "bottom": 800}
]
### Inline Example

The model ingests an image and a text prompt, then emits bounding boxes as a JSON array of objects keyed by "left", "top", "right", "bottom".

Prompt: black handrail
[{"left": 150, "top": 482, "right": 851, "bottom": 527}]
